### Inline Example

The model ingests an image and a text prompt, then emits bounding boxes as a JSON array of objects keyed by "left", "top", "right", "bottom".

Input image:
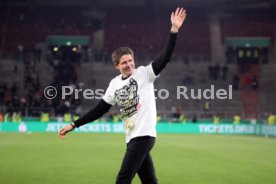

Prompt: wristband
[{"left": 70, "top": 122, "right": 76, "bottom": 129}]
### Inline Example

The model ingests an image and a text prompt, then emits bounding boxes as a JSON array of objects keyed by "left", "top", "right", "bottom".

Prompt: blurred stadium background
[
  {"left": 0, "top": 0, "right": 276, "bottom": 183},
  {"left": 0, "top": 0, "right": 276, "bottom": 127}
]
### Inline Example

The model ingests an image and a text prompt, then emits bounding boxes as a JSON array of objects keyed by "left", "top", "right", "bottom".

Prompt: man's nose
[{"left": 126, "top": 61, "right": 131, "bottom": 67}]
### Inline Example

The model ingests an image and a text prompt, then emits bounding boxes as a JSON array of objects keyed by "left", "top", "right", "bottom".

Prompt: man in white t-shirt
[{"left": 59, "top": 7, "right": 186, "bottom": 184}]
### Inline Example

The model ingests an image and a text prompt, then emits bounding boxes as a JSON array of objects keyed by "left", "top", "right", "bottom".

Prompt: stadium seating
[
  {"left": 1, "top": 6, "right": 276, "bottom": 120},
  {"left": 220, "top": 9, "right": 276, "bottom": 42}
]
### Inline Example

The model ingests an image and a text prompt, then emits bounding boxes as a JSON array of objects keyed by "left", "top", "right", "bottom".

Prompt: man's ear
[{"left": 114, "top": 63, "right": 119, "bottom": 70}]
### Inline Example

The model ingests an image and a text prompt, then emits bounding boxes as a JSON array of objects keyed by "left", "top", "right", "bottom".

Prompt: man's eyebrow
[{"left": 120, "top": 61, "right": 127, "bottom": 64}]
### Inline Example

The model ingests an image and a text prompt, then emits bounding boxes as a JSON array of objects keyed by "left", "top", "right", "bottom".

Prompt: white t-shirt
[{"left": 103, "top": 64, "right": 159, "bottom": 143}]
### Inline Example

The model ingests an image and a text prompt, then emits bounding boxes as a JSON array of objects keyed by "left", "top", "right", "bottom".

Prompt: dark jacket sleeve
[
  {"left": 74, "top": 99, "right": 112, "bottom": 128},
  {"left": 151, "top": 32, "right": 178, "bottom": 76}
]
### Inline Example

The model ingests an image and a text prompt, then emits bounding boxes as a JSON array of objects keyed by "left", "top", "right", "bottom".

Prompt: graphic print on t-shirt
[{"left": 115, "top": 78, "right": 139, "bottom": 118}]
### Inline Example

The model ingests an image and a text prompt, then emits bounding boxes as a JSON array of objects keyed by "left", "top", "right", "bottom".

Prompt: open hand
[{"left": 171, "top": 7, "right": 187, "bottom": 32}]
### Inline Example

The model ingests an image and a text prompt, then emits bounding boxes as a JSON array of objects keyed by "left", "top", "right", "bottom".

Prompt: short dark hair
[{"left": 112, "top": 47, "right": 134, "bottom": 66}]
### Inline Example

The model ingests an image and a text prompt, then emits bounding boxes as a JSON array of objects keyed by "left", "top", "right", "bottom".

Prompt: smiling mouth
[{"left": 125, "top": 67, "right": 132, "bottom": 71}]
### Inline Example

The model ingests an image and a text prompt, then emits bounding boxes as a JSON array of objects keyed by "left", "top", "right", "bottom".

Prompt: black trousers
[{"left": 116, "top": 136, "right": 158, "bottom": 184}]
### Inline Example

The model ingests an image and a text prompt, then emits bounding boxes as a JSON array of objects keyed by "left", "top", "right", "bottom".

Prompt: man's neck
[{"left": 122, "top": 74, "right": 131, "bottom": 80}]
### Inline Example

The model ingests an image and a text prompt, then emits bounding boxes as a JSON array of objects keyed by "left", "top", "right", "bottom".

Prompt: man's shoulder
[
  {"left": 137, "top": 64, "right": 152, "bottom": 72},
  {"left": 110, "top": 75, "right": 121, "bottom": 83}
]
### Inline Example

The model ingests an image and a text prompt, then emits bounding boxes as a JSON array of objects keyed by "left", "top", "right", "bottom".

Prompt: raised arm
[
  {"left": 58, "top": 99, "right": 112, "bottom": 138},
  {"left": 152, "top": 7, "right": 187, "bottom": 76}
]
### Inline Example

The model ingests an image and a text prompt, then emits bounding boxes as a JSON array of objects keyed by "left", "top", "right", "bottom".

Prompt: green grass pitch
[{"left": 0, "top": 132, "right": 276, "bottom": 184}]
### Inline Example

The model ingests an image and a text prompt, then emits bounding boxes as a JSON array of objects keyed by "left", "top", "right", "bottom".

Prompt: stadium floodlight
[{"left": 53, "top": 47, "right": 59, "bottom": 52}]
